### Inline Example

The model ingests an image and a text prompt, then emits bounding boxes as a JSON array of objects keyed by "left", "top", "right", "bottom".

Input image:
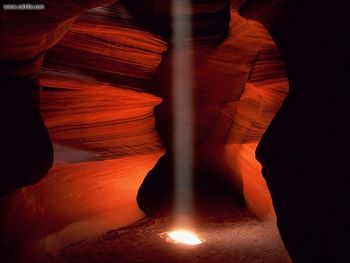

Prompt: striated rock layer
[
  {"left": 1, "top": 1, "right": 288, "bottom": 261},
  {"left": 138, "top": 9, "right": 288, "bottom": 221},
  {"left": 1, "top": 2, "right": 166, "bottom": 261}
]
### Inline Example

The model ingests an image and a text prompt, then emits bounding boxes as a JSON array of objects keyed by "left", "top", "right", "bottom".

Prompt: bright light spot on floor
[{"left": 166, "top": 230, "right": 203, "bottom": 246}]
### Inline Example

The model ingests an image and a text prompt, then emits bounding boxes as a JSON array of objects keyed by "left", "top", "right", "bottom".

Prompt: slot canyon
[{"left": 1, "top": 1, "right": 349, "bottom": 262}]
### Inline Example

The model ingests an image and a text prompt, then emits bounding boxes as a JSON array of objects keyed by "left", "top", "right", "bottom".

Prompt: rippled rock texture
[{"left": 1, "top": 1, "right": 290, "bottom": 262}]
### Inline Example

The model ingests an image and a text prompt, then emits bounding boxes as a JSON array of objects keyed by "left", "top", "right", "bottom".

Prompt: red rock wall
[{"left": 1, "top": 1, "right": 288, "bottom": 261}]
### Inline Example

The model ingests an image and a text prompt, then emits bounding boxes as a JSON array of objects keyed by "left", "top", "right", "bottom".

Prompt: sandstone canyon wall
[{"left": 1, "top": 1, "right": 288, "bottom": 262}]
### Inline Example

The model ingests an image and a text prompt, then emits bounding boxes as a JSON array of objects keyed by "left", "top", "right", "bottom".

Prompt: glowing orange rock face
[
  {"left": 155, "top": 11, "right": 288, "bottom": 221},
  {"left": 1, "top": 2, "right": 167, "bottom": 261},
  {"left": 0, "top": 1, "right": 287, "bottom": 261}
]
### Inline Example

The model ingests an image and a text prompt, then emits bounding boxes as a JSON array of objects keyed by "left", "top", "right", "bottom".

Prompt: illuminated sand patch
[{"left": 161, "top": 230, "right": 203, "bottom": 246}]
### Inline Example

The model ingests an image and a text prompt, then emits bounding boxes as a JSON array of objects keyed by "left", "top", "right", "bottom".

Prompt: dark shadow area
[
  {"left": 240, "top": 1, "right": 349, "bottom": 262},
  {"left": 0, "top": 75, "right": 53, "bottom": 196},
  {"left": 137, "top": 152, "right": 245, "bottom": 217}
]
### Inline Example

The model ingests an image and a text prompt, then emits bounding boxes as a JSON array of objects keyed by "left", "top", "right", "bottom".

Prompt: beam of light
[
  {"left": 172, "top": 0, "right": 194, "bottom": 223},
  {"left": 164, "top": 230, "right": 203, "bottom": 246}
]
